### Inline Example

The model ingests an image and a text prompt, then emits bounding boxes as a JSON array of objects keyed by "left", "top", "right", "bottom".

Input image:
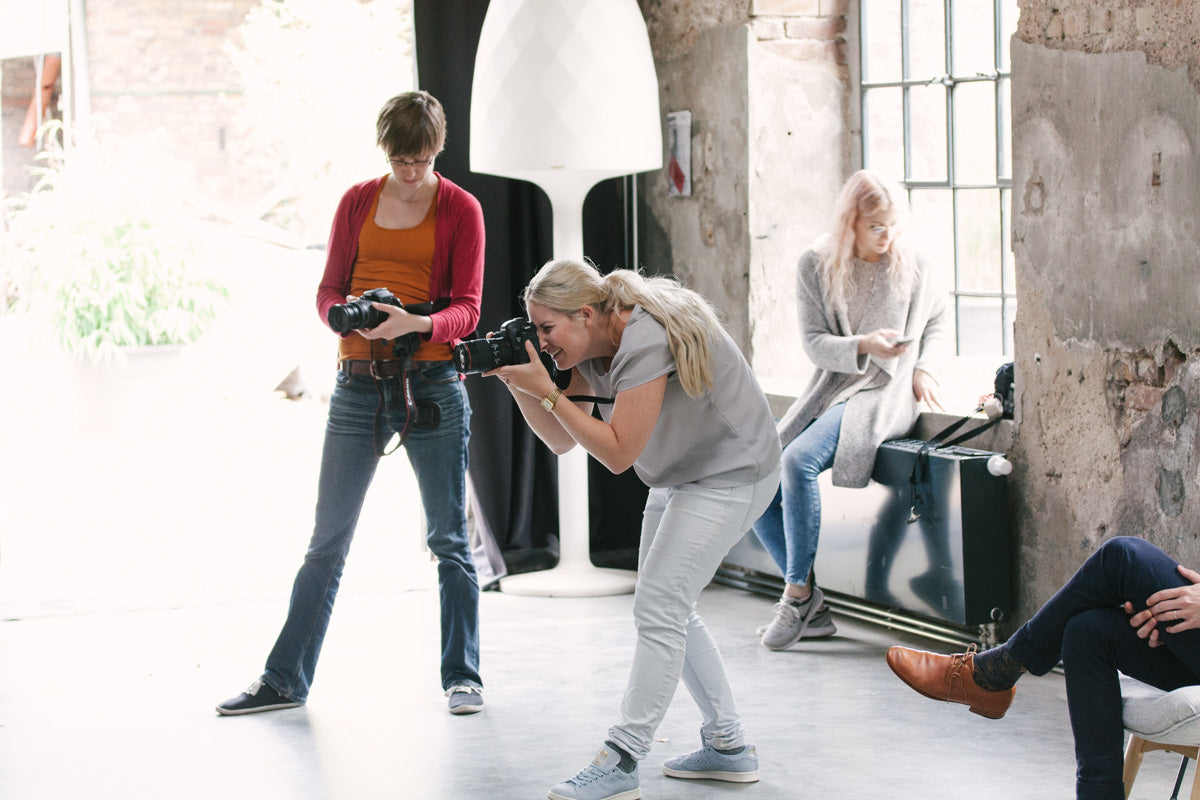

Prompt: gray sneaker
[
  {"left": 663, "top": 742, "right": 759, "bottom": 782},
  {"left": 446, "top": 685, "right": 484, "bottom": 715},
  {"left": 760, "top": 587, "right": 837, "bottom": 650},
  {"left": 548, "top": 746, "right": 640, "bottom": 800}
]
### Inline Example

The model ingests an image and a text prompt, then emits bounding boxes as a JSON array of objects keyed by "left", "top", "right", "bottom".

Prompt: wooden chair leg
[
  {"left": 1125, "top": 734, "right": 1148, "bottom": 800},
  {"left": 1189, "top": 753, "right": 1200, "bottom": 800}
]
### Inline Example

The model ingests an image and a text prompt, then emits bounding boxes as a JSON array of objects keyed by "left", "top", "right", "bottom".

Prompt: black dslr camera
[
  {"left": 327, "top": 288, "right": 436, "bottom": 333},
  {"left": 453, "top": 317, "right": 541, "bottom": 375}
]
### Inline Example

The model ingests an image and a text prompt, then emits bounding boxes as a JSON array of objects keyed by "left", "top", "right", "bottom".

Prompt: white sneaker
[
  {"left": 548, "top": 746, "right": 640, "bottom": 800},
  {"left": 760, "top": 586, "right": 837, "bottom": 649},
  {"left": 663, "top": 742, "right": 759, "bottom": 782}
]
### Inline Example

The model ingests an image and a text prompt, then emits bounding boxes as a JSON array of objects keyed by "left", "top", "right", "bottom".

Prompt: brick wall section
[
  {"left": 86, "top": 0, "right": 250, "bottom": 94},
  {"left": 1017, "top": 0, "right": 1200, "bottom": 93},
  {"left": 3, "top": 3, "right": 259, "bottom": 200},
  {"left": 751, "top": 0, "right": 847, "bottom": 65},
  {"left": 81, "top": 0, "right": 268, "bottom": 205}
]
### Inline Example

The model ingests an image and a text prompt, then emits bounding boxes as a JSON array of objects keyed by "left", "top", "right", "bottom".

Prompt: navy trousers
[{"left": 1007, "top": 536, "right": 1200, "bottom": 800}]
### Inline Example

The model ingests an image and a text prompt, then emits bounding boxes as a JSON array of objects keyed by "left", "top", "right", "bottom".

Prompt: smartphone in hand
[{"left": 889, "top": 336, "right": 914, "bottom": 346}]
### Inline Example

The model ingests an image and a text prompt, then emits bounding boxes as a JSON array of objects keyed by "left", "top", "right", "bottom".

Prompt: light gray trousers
[{"left": 607, "top": 463, "right": 781, "bottom": 758}]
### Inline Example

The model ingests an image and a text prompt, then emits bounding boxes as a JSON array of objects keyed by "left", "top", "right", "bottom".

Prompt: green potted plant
[{"left": 1, "top": 126, "right": 227, "bottom": 365}]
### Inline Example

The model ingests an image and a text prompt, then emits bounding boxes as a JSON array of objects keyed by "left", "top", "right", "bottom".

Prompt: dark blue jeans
[
  {"left": 1007, "top": 536, "right": 1200, "bottom": 800},
  {"left": 263, "top": 362, "right": 480, "bottom": 701}
]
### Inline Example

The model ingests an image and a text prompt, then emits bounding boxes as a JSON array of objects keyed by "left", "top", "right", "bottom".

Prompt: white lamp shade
[{"left": 470, "top": 0, "right": 663, "bottom": 184}]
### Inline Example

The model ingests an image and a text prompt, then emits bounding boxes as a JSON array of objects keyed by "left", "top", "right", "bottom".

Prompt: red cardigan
[{"left": 316, "top": 173, "right": 485, "bottom": 345}]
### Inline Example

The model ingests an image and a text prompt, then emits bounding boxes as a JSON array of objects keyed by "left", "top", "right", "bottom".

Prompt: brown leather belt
[
  {"left": 339, "top": 359, "right": 406, "bottom": 378},
  {"left": 339, "top": 359, "right": 452, "bottom": 379}
]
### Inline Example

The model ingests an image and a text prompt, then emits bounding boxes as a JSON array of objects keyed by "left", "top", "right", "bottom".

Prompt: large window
[{"left": 860, "top": 0, "right": 1019, "bottom": 356}]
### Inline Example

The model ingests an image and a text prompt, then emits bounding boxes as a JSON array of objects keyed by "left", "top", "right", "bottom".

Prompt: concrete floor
[{"left": 0, "top": 239, "right": 1190, "bottom": 800}]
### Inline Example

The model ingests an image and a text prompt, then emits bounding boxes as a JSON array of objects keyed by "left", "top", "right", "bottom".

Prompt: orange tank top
[{"left": 338, "top": 185, "right": 451, "bottom": 363}]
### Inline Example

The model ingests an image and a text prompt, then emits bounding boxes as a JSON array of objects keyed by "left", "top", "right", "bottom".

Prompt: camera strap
[
  {"left": 370, "top": 333, "right": 441, "bottom": 457},
  {"left": 907, "top": 407, "right": 1002, "bottom": 523}
]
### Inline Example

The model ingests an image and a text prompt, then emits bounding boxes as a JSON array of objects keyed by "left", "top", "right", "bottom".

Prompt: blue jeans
[
  {"left": 1007, "top": 536, "right": 1200, "bottom": 800},
  {"left": 752, "top": 403, "right": 844, "bottom": 586},
  {"left": 607, "top": 464, "right": 781, "bottom": 759},
  {"left": 263, "top": 362, "right": 480, "bottom": 701}
]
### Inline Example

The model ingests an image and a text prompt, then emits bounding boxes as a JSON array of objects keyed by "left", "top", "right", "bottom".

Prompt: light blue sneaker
[
  {"left": 548, "top": 746, "right": 640, "bottom": 800},
  {"left": 662, "top": 742, "right": 759, "bottom": 783}
]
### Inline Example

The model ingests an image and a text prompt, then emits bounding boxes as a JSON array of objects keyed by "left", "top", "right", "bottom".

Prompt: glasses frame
[{"left": 388, "top": 155, "right": 436, "bottom": 169}]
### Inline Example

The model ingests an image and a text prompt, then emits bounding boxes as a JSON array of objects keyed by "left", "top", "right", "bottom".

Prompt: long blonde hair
[
  {"left": 817, "top": 169, "right": 914, "bottom": 316},
  {"left": 523, "top": 259, "right": 721, "bottom": 397}
]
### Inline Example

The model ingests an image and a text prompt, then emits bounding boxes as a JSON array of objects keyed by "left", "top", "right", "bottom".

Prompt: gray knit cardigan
[{"left": 775, "top": 248, "right": 951, "bottom": 488}]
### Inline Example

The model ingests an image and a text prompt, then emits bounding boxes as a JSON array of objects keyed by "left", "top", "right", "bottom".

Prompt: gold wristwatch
[{"left": 541, "top": 387, "right": 563, "bottom": 412}]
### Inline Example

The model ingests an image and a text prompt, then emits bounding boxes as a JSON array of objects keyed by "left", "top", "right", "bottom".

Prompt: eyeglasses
[{"left": 388, "top": 156, "right": 434, "bottom": 169}]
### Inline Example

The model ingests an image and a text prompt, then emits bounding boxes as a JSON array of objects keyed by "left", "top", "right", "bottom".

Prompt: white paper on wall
[{"left": 666, "top": 110, "right": 691, "bottom": 197}]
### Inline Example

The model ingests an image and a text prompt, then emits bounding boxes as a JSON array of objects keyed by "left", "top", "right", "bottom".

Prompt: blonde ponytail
[{"left": 524, "top": 259, "right": 722, "bottom": 397}]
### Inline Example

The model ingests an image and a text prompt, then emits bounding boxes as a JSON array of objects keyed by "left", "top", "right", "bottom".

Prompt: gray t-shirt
[{"left": 575, "top": 306, "right": 781, "bottom": 488}]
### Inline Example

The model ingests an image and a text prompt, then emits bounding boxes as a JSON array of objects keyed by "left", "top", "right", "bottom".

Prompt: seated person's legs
[
  {"left": 754, "top": 403, "right": 845, "bottom": 649},
  {"left": 887, "top": 536, "right": 1200, "bottom": 800}
]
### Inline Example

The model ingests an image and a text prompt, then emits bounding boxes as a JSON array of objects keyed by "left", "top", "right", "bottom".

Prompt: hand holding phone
[{"left": 889, "top": 336, "right": 913, "bottom": 347}]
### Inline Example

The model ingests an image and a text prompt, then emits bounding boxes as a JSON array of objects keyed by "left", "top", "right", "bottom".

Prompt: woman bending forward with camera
[{"left": 488, "top": 258, "right": 781, "bottom": 800}]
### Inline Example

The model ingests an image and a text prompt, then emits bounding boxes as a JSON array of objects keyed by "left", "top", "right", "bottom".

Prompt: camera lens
[
  {"left": 327, "top": 304, "right": 360, "bottom": 333},
  {"left": 453, "top": 338, "right": 506, "bottom": 375},
  {"left": 327, "top": 300, "right": 385, "bottom": 333}
]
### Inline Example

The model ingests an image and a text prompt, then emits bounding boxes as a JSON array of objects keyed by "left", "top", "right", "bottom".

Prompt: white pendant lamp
[{"left": 470, "top": 0, "right": 662, "bottom": 597}]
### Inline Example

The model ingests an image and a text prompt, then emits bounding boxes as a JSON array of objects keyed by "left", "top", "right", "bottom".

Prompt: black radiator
[{"left": 722, "top": 438, "right": 1011, "bottom": 630}]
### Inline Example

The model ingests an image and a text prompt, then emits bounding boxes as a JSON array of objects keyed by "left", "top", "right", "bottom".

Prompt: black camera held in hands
[
  {"left": 327, "top": 287, "right": 439, "bottom": 334},
  {"left": 453, "top": 317, "right": 540, "bottom": 375}
]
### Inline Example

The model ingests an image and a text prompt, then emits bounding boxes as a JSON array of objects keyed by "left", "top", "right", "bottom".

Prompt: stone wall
[
  {"left": 1010, "top": 0, "right": 1200, "bottom": 625},
  {"left": 637, "top": 0, "right": 851, "bottom": 366},
  {"left": 1, "top": 2, "right": 264, "bottom": 207},
  {"left": 82, "top": 0, "right": 265, "bottom": 212},
  {"left": 747, "top": 0, "right": 850, "bottom": 391}
]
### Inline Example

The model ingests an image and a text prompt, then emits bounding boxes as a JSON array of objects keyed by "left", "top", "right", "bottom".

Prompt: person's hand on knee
[
  {"left": 1126, "top": 601, "right": 1163, "bottom": 647},
  {"left": 1142, "top": 564, "right": 1200, "bottom": 637}
]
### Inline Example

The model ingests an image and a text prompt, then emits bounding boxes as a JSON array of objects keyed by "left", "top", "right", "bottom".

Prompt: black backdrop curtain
[{"left": 413, "top": 0, "right": 648, "bottom": 580}]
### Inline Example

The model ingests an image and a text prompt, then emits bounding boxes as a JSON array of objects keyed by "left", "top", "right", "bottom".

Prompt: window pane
[
  {"left": 862, "top": 0, "right": 902, "bottom": 83},
  {"left": 951, "top": 0, "right": 996, "bottom": 77},
  {"left": 999, "top": 0, "right": 1019, "bottom": 71},
  {"left": 908, "top": 83, "right": 948, "bottom": 182},
  {"left": 908, "top": 0, "right": 947, "bottom": 79},
  {"left": 864, "top": 87, "right": 904, "bottom": 179},
  {"left": 998, "top": 76, "right": 1011, "bottom": 180},
  {"left": 1003, "top": 297, "right": 1017, "bottom": 355},
  {"left": 953, "top": 81, "right": 997, "bottom": 185},
  {"left": 957, "top": 296, "right": 1002, "bottom": 355},
  {"left": 908, "top": 188, "right": 954, "bottom": 283},
  {"left": 1001, "top": 188, "right": 1014, "bottom": 293},
  {"left": 956, "top": 189, "right": 1002, "bottom": 293}
]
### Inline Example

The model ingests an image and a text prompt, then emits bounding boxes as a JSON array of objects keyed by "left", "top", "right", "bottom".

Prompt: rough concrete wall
[
  {"left": 747, "top": 6, "right": 850, "bottom": 391},
  {"left": 638, "top": 0, "right": 851, "bottom": 360},
  {"left": 638, "top": 4, "right": 754, "bottom": 350},
  {"left": 1017, "top": 0, "right": 1200, "bottom": 94},
  {"left": 1010, "top": 21, "right": 1200, "bottom": 626}
]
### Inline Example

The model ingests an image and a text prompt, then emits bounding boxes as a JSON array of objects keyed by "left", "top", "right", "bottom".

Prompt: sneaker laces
[
  {"left": 771, "top": 599, "right": 803, "bottom": 627},
  {"left": 567, "top": 764, "right": 608, "bottom": 787},
  {"left": 445, "top": 685, "right": 481, "bottom": 697},
  {"left": 244, "top": 679, "right": 266, "bottom": 696}
]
